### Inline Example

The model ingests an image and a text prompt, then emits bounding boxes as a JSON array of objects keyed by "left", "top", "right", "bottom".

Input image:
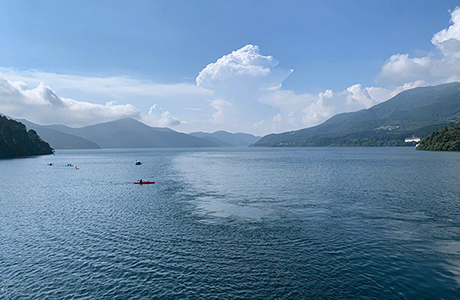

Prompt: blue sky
[{"left": 0, "top": 1, "right": 459, "bottom": 135}]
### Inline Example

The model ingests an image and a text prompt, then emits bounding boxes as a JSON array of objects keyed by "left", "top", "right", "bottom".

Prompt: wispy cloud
[{"left": 0, "top": 68, "right": 212, "bottom": 99}]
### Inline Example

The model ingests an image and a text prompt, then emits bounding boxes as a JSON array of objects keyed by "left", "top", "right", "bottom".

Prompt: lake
[{"left": 1, "top": 147, "right": 460, "bottom": 299}]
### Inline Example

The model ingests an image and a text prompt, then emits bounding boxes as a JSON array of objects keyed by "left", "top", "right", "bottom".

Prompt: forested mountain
[
  {"left": 0, "top": 115, "right": 53, "bottom": 158},
  {"left": 416, "top": 122, "right": 460, "bottom": 151},
  {"left": 253, "top": 82, "right": 460, "bottom": 147}
]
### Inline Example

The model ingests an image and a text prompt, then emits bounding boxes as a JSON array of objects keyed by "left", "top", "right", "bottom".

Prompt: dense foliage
[
  {"left": 0, "top": 115, "right": 54, "bottom": 158},
  {"left": 416, "top": 122, "right": 460, "bottom": 151}
]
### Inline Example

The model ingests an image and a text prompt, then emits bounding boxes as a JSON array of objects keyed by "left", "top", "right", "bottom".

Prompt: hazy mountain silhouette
[
  {"left": 19, "top": 119, "right": 101, "bottom": 149},
  {"left": 190, "top": 131, "right": 261, "bottom": 147},
  {"left": 24, "top": 118, "right": 219, "bottom": 148}
]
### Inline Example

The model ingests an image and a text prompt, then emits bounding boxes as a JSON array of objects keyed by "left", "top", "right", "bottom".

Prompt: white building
[{"left": 405, "top": 135, "right": 421, "bottom": 143}]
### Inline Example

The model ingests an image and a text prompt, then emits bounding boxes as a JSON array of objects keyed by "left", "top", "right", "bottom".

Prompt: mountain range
[
  {"left": 20, "top": 118, "right": 261, "bottom": 149},
  {"left": 253, "top": 82, "right": 460, "bottom": 147},
  {"left": 12, "top": 81, "right": 460, "bottom": 149}
]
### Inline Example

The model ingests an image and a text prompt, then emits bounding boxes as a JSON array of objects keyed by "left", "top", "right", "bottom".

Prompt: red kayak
[{"left": 134, "top": 181, "right": 155, "bottom": 184}]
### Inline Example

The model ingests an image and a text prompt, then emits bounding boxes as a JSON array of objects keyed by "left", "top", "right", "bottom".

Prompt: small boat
[
  {"left": 135, "top": 160, "right": 142, "bottom": 165},
  {"left": 134, "top": 181, "right": 155, "bottom": 184}
]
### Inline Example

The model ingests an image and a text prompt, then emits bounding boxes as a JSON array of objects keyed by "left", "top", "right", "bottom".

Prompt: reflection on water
[
  {"left": 173, "top": 149, "right": 336, "bottom": 222},
  {"left": 195, "top": 196, "right": 271, "bottom": 220}
]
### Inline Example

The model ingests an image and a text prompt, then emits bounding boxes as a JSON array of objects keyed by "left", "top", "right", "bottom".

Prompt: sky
[{"left": 1, "top": 0, "right": 460, "bottom": 136}]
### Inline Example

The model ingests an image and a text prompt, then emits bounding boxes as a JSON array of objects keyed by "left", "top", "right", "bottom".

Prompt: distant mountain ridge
[
  {"left": 19, "top": 119, "right": 101, "bottom": 149},
  {"left": 25, "top": 118, "right": 219, "bottom": 148},
  {"left": 21, "top": 117, "right": 260, "bottom": 149},
  {"left": 253, "top": 82, "right": 460, "bottom": 147},
  {"left": 190, "top": 131, "right": 261, "bottom": 147}
]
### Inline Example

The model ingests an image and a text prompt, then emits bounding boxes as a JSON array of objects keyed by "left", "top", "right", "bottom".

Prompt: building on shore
[{"left": 405, "top": 135, "right": 421, "bottom": 143}]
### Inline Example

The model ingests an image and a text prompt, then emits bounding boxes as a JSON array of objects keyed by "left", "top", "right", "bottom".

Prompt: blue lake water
[{"left": 1, "top": 147, "right": 460, "bottom": 299}]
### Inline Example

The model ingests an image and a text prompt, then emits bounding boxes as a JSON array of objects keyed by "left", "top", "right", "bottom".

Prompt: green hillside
[
  {"left": 253, "top": 82, "right": 460, "bottom": 147},
  {"left": 0, "top": 115, "right": 54, "bottom": 158},
  {"left": 416, "top": 122, "right": 460, "bottom": 151}
]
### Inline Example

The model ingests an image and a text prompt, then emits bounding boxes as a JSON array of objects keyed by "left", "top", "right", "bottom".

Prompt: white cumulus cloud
[
  {"left": 197, "top": 44, "right": 292, "bottom": 92},
  {"left": 195, "top": 44, "right": 293, "bottom": 133},
  {"left": 431, "top": 7, "right": 460, "bottom": 58},
  {"left": 4, "top": 8, "right": 459, "bottom": 137},
  {"left": 302, "top": 90, "right": 333, "bottom": 125},
  {"left": 380, "top": 54, "right": 432, "bottom": 82},
  {"left": 379, "top": 7, "right": 460, "bottom": 84},
  {"left": 195, "top": 44, "right": 426, "bottom": 134},
  {"left": 0, "top": 76, "right": 140, "bottom": 126},
  {"left": 147, "top": 104, "right": 183, "bottom": 127},
  {"left": 209, "top": 99, "right": 233, "bottom": 124}
]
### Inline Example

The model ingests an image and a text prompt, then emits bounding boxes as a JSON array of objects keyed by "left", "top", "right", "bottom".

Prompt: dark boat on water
[{"left": 134, "top": 180, "right": 154, "bottom": 184}]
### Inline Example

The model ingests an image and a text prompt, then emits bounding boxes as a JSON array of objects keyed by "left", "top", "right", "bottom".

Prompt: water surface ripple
[{"left": 1, "top": 147, "right": 460, "bottom": 299}]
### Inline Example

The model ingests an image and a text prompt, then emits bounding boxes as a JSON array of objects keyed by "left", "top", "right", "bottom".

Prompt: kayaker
[{"left": 139, "top": 179, "right": 143, "bottom": 183}]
